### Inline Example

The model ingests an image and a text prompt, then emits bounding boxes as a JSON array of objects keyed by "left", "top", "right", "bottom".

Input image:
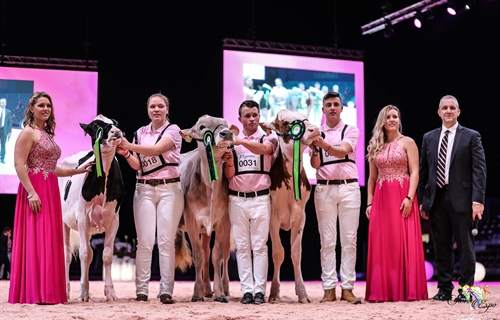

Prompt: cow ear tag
[
  {"left": 185, "top": 135, "right": 192, "bottom": 143},
  {"left": 203, "top": 131, "right": 219, "bottom": 182}
]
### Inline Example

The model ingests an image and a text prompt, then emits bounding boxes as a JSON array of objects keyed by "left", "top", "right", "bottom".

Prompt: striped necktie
[{"left": 436, "top": 130, "right": 450, "bottom": 188}]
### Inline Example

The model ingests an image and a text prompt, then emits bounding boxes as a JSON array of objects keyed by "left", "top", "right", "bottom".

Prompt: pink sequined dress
[
  {"left": 365, "top": 137, "right": 428, "bottom": 302},
  {"left": 8, "top": 128, "right": 67, "bottom": 304}
]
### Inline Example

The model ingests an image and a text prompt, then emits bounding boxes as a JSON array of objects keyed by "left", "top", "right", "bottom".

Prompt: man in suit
[
  {"left": 418, "top": 94, "right": 486, "bottom": 302},
  {"left": 0, "top": 98, "right": 13, "bottom": 164}
]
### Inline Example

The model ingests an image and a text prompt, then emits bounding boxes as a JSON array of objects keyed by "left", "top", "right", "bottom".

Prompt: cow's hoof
[
  {"left": 299, "top": 298, "right": 311, "bottom": 304},
  {"left": 204, "top": 292, "right": 213, "bottom": 298},
  {"left": 214, "top": 296, "right": 228, "bottom": 303},
  {"left": 268, "top": 298, "right": 280, "bottom": 304},
  {"left": 191, "top": 297, "right": 204, "bottom": 302}
]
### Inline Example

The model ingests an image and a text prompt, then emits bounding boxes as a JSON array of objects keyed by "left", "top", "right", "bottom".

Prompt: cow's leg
[
  {"left": 212, "top": 225, "right": 230, "bottom": 303},
  {"left": 268, "top": 214, "right": 284, "bottom": 303},
  {"left": 290, "top": 207, "right": 310, "bottom": 304},
  {"left": 77, "top": 219, "right": 93, "bottom": 302},
  {"left": 102, "top": 214, "right": 119, "bottom": 301},
  {"left": 63, "top": 223, "right": 72, "bottom": 300},
  {"left": 186, "top": 218, "right": 205, "bottom": 302},
  {"left": 221, "top": 220, "right": 231, "bottom": 297},
  {"left": 201, "top": 233, "right": 213, "bottom": 298}
]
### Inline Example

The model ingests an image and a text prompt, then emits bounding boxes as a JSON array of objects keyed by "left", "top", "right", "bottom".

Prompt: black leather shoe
[
  {"left": 454, "top": 293, "right": 468, "bottom": 303},
  {"left": 253, "top": 292, "right": 265, "bottom": 305},
  {"left": 160, "top": 294, "right": 174, "bottom": 304},
  {"left": 136, "top": 294, "right": 148, "bottom": 301},
  {"left": 241, "top": 292, "right": 253, "bottom": 304},
  {"left": 431, "top": 291, "right": 451, "bottom": 301}
]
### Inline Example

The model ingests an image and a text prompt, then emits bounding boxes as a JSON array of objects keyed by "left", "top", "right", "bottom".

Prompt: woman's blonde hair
[
  {"left": 23, "top": 91, "right": 56, "bottom": 136},
  {"left": 366, "top": 105, "right": 402, "bottom": 162}
]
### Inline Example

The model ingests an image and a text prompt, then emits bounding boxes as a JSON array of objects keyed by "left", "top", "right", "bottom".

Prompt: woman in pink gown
[
  {"left": 8, "top": 92, "right": 91, "bottom": 304},
  {"left": 364, "top": 105, "right": 428, "bottom": 302}
]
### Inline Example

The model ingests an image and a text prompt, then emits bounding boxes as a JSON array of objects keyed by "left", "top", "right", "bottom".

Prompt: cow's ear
[
  {"left": 112, "top": 119, "right": 119, "bottom": 127},
  {"left": 80, "top": 123, "right": 89, "bottom": 136},
  {"left": 229, "top": 124, "right": 239, "bottom": 136},
  {"left": 259, "top": 122, "right": 274, "bottom": 135},
  {"left": 179, "top": 128, "right": 196, "bottom": 142}
]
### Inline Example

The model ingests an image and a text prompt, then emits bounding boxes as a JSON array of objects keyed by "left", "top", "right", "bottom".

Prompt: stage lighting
[
  {"left": 383, "top": 20, "right": 395, "bottom": 39},
  {"left": 413, "top": 11, "right": 424, "bottom": 28},
  {"left": 447, "top": 0, "right": 457, "bottom": 15}
]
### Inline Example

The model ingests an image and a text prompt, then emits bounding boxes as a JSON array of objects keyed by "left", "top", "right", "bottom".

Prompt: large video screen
[
  {"left": 223, "top": 50, "right": 365, "bottom": 185},
  {"left": 0, "top": 66, "right": 98, "bottom": 194}
]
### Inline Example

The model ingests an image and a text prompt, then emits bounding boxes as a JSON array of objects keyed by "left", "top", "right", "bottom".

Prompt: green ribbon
[
  {"left": 293, "top": 139, "right": 301, "bottom": 200},
  {"left": 288, "top": 120, "right": 306, "bottom": 201},
  {"left": 93, "top": 127, "right": 103, "bottom": 177},
  {"left": 203, "top": 131, "right": 219, "bottom": 182}
]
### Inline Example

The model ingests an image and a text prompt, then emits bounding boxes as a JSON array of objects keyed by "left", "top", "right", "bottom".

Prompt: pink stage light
[
  {"left": 447, "top": 7, "right": 457, "bottom": 15},
  {"left": 414, "top": 18, "right": 422, "bottom": 28}
]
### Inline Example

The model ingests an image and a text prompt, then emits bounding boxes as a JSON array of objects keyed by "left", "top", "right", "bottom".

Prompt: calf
[
  {"left": 179, "top": 115, "right": 238, "bottom": 302},
  {"left": 58, "top": 115, "right": 125, "bottom": 301},
  {"left": 260, "top": 109, "right": 321, "bottom": 303}
]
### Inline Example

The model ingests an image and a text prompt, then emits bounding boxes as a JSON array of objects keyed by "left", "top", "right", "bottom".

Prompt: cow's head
[
  {"left": 180, "top": 114, "right": 239, "bottom": 151},
  {"left": 80, "top": 114, "right": 123, "bottom": 153},
  {"left": 260, "top": 109, "right": 320, "bottom": 147}
]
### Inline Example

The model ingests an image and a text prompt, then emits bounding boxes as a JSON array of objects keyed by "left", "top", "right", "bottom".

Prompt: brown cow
[
  {"left": 260, "top": 109, "right": 321, "bottom": 304},
  {"left": 179, "top": 115, "right": 239, "bottom": 302}
]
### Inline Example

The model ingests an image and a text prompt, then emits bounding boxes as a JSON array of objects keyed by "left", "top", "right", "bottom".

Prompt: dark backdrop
[{"left": 1, "top": 0, "right": 498, "bottom": 281}]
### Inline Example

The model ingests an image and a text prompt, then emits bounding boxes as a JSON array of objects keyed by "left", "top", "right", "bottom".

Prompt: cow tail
[
  {"left": 174, "top": 230, "right": 193, "bottom": 272},
  {"left": 69, "top": 229, "right": 80, "bottom": 258}
]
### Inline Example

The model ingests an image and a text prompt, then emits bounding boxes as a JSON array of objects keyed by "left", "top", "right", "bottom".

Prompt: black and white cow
[
  {"left": 179, "top": 115, "right": 238, "bottom": 302},
  {"left": 58, "top": 114, "right": 125, "bottom": 301}
]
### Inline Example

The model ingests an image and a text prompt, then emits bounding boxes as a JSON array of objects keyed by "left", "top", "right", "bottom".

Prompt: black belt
[
  {"left": 229, "top": 188, "right": 270, "bottom": 198},
  {"left": 438, "top": 184, "right": 449, "bottom": 190},
  {"left": 317, "top": 179, "right": 358, "bottom": 185},
  {"left": 137, "top": 177, "right": 180, "bottom": 186}
]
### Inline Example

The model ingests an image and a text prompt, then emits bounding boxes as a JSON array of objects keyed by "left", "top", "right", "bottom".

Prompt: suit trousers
[
  {"left": 314, "top": 182, "right": 360, "bottom": 290},
  {"left": 430, "top": 188, "right": 475, "bottom": 292},
  {"left": 229, "top": 194, "right": 271, "bottom": 295},
  {"left": 133, "top": 182, "right": 184, "bottom": 297}
]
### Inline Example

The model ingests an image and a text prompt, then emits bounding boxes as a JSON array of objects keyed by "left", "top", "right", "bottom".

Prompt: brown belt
[
  {"left": 317, "top": 179, "right": 358, "bottom": 185},
  {"left": 137, "top": 177, "right": 180, "bottom": 186}
]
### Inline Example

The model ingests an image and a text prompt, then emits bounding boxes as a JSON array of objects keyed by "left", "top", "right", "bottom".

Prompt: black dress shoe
[
  {"left": 431, "top": 291, "right": 451, "bottom": 301},
  {"left": 240, "top": 292, "right": 253, "bottom": 304},
  {"left": 454, "top": 293, "right": 468, "bottom": 303},
  {"left": 136, "top": 294, "right": 148, "bottom": 301},
  {"left": 160, "top": 294, "right": 174, "bottom": 304},
  {"left": 253, "top": 292, "right": 265, "bottom": 305}
]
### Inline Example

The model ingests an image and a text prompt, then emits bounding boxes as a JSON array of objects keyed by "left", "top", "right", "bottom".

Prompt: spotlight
[
  {"left": 383, "top": 20, "right": 395, "bottom": 39},
  {"left": 413, "top": 11, "right": 424, "bottom": 28},
  {"left": 447, "top": 0, "right": 457, "bottom": 15}
]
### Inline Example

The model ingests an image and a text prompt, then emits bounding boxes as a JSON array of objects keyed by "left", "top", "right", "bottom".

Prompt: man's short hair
[
  {"left": 323, "top": 91, "right": 343, "bottom": 105},
  {"left": 238, "top": 100, "right": 260, "bottom": 116}
]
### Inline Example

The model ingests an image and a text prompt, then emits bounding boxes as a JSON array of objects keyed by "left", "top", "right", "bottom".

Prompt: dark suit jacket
[
  {"left": 0, "top": 108, "right": 12, "bottom": 136},
  {"left": 418, "top": 124, "right": 486, "bottom": 213}
]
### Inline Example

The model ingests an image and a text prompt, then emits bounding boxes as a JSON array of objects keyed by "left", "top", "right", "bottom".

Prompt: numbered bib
[
  {"left": 140, "top": 154, "right": 167, "bottom": 175},
  {"left": 237, "top": 153, "right": 261, "bottom": 173}
]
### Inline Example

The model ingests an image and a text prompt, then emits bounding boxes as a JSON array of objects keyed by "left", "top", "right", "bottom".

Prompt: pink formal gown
[
  {"left": 8, "top": 128, "right": 67, "bottom": 304},
  {"left": 365, "top": 137, "right": 428, "bottom": 302}
]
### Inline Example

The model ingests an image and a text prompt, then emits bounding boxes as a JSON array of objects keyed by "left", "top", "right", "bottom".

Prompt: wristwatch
[{"left": 406, "top": 196, "right": 413, "bottom": 201}]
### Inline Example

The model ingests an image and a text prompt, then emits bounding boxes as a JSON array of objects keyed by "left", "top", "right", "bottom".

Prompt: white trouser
[
  {"left": 314, "top": 182, "right": 360, "bottom": 290},
  {"left": 229, "top": 194, "right": 271, "bottom": 295},
  {"left": 133, "top": 182, "right": 184, "bottom": 296}
]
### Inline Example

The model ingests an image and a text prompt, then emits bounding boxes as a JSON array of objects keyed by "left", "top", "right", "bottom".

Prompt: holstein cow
[
  {"left": 260, "top": 109, "right": 321, "bottom": 304},
  {"left": 179, "top": 115, "right": 238, "bottom": 302},
  {"left": 58, "top": 115, "right": 125, "bottom": 301}
]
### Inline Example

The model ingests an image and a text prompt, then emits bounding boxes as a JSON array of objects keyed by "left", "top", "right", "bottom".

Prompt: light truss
[
  {"left": 0, "top": 55, "right": 98, "bottom": 70},
  {"left": 361, "top": 0, "right": 449, "bottom": 35},
  {"left": 222, "top": 38, "right": 363, "bottom": 61}
]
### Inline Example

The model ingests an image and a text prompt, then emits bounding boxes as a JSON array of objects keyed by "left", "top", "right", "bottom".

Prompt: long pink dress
[
  {"left": 365, "top": 137, "right": 428, "bottom": 302},
  {"left": 8, "top": 128, "right": 67, "bottom": 304}
]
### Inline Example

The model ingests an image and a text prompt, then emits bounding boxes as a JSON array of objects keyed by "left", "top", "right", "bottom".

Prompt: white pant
[
  {"left": 314, "top": 182, "right": 360, "bottom": 290},
  {"left": 229, "top": 194, "right": 271, "bottom": 294},
  {"left": 133, "top": 182, "right": 184, "bottom": 296}
]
